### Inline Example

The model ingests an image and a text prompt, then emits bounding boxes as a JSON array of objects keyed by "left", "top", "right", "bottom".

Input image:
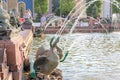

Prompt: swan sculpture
[{"left": 33, "top": 37, "right": 63, "bottom": 77}]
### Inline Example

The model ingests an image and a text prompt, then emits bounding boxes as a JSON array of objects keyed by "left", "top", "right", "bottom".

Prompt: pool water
[{"left": 30, "top": 32, "right": 120, "bottom": 80}]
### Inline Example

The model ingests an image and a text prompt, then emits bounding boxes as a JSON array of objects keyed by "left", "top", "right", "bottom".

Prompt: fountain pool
[{"left": 30, "top": 32, "right": 120, "bottom": 80}]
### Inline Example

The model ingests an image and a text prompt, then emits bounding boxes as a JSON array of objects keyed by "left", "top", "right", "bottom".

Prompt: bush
[{"left": 86, "top": 0, "right": 102, "bottom": 18}]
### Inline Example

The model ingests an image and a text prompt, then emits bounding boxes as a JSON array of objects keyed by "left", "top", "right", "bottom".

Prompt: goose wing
[{"left": 33, "top": 56, "right": 48, "bottom": 71}]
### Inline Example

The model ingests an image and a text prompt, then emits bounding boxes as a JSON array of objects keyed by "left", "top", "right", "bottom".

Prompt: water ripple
[{"left": 30, "top": 33, "right": 120, "bottom": 80}]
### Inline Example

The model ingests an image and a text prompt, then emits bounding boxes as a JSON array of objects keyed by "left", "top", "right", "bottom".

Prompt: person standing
[
  {"left": 23, "top": 10, "right": 32, "bottom": 19},
  {"left": 40, "top": 15, "right": 47, "bottom": 27},
  {"left": 28, "top": 9, "right": 32, "bottom": 19}
]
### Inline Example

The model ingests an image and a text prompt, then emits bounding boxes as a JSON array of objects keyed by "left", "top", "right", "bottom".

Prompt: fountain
[
  {"left": 22, "top": 15, "right": 35, "bottom": 33},
  {"left": 9, "top": 10, "right": 20, "bottom": 28},
  {"left": 32, "top": 32, "right": 120, "bottom": 80},
  {"left": 35, "top": 0, "right": 120, "bottom": 35},
  {"left": 31, "top": 0, "right": 120, "bottom": 80},
  {"left": 29, "top": 37, "right": 63, "bottom": 80},
  {"left": 0, "top": 0, "right": 22, "bottom": 40},
  {"left": 0, "top": 0, "right": 34, "bottom": 79}
]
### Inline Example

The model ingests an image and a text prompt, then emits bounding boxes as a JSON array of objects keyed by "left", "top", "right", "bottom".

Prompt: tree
[
  {"left": 112, "top": 0, "right": 120, "bottom": 13},
  {"left": 34, "top": 0, "right": 48, "bottom": 21},
  {"left": 92, "top": 4, "right": 98, "bottom": 18},
  {"left": 34, "top": 0, "right": 48, "bottom": 14},
  {"left": 86, "top": 0, "right": 102, "bottom": 18},
  {"left": 60, "top": 0, "right": 75, "bottom": 17},
  {"left": 52, "top": 0, "right": 60, "bottom": 16}
]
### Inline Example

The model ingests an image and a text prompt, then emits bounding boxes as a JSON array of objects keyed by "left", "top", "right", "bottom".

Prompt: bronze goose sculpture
[{"left": 33, "top": 37, "right": 63, "bottom": 76}]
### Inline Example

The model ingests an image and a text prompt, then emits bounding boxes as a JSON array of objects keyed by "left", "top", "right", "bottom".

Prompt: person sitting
[
  {"left": 23, "top": 10, "right": 33, "bottom": 25},
  {"left": 23, "top": 10, "right": 32, "bottom": 20}
]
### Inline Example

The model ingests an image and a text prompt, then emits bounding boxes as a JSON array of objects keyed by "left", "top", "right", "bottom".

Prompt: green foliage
[
  {"left": 100, "top": 18, "right": 112, "bottom": 24},
  {"left": 60, "top": 0, "right": 75, "bottom": 17},
  {"left": 34, "top": 0, "right": 48, "bottom": 14},
  {"left": 34, "top": 0, "right": 48, "bottom": 21},
  {"left": 92, "top": 4, "right": 98, "bottom": 18},
  {"left": 86, "top": 0, "right": 102, "bottom": 18},
  {"left": 112, "top": 0, "right": 120, "bottom": 13},
  {"left": 54, "top": 8, "right": 60, "bottom": 16},
  {"left": 52, "top": 0, "right": 60, "bottom": 16}
]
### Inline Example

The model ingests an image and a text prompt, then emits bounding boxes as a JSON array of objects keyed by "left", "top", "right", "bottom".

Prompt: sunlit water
[{"left": 30, "top": 32, "right": 120, "bottom": 80}]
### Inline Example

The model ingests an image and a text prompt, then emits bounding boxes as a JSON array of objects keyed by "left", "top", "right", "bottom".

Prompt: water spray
[{"left": 50, "top": 0, "right": 120, "bottom": 63}]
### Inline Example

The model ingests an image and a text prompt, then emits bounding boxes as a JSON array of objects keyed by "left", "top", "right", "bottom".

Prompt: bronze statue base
[{"left": 36, "top": 68, "right": 62, "bottom": 80}]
